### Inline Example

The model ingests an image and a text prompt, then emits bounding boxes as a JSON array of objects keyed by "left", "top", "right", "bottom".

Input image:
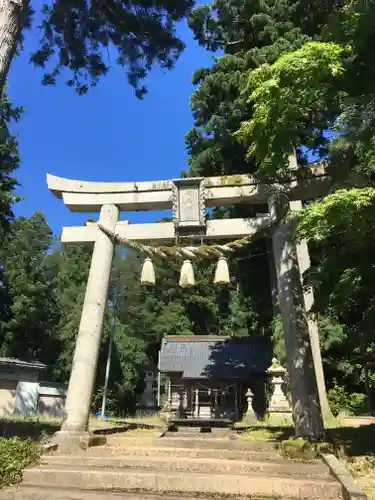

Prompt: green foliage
[
  {"left": 328, "top": 1, "right": 375, "bottom": 181},
  {"left": 0, "top": 92, "right": 22, "bottom": 232},
  {"left": 296, "top": 191, "right": 375, "bottom": 388},
  {"left": 45, "top": 241, "right": 93, "bottom": 381},
  {"left": 327, "top": 382, "right": 366, "bottom": 416},
  {"left": 94, "top": 327, "right": 148, "bottom": 415},
  {"left": 27, "top": 0, "right": 194, "bottom": 97},
  {"left": 0, "top": 213, "right": 61, "bottom": 371},
  {"left": 316, "top": 315, "right": 345, "bottom": 353},
  {"left": 298, "top": 188, "right": 375, "bottom": 243},
  {"left": 235, "top": 42, "right": 345, "bottom": 176},
  {"left": 234, "top": 0, "right": 375, "bottom": 181},
  {"left": 0, "top": 437, "right": 40, "bottom": 488},
  {"left": 186, "top": 0, "right": 313, "bottom": 178},
  {"left": 272, "top": 312, "right": 345, "bottom": 364}
]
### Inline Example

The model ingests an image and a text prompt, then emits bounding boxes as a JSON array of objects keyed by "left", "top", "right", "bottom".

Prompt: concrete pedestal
[{"left": 51, "top": 430, "right": 106, "bottom": 453}]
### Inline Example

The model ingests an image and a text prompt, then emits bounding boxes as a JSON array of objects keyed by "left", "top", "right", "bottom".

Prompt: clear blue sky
[{"left": 8, "top": 3, "right": 213, "bottom": 235}]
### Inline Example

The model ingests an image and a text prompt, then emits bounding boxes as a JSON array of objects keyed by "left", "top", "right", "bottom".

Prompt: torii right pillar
[
  {"left": 289, "top": 200, "right": 333, "bottom": 421},
  {"left": 268, "top": 195, "right": 325, "bottom": 440}
]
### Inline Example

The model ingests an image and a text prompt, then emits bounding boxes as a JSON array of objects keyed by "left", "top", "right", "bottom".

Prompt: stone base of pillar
[
  {"left": 267, "top": 411, "right": 294, "bottom": 426},
  {"left": 51, "top": 430, "right": 106, "bottom": 453},
  {"left": 160, "top": 401, "right": 173, "bottom": 423},
  {"left": 268, "top": 396, "right": 292, "bottom": 414}
]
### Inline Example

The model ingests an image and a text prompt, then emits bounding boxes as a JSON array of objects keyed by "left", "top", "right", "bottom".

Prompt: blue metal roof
[{"left": 159, "top": 336, "right": 269, "bottom": 379}]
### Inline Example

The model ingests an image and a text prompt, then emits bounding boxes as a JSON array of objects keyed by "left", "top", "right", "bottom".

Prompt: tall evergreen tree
[
  {"left": 0, "top": 213, "right": 61, "bottom": 374},
  {"left": 0, "top": 92, "right": 22, "bottom": 231},
  {"left": 185, "top": 0, "right": 324, "bottom": 178},
  {"left": 44, "top": 241, "right": 93, "bottom": 381}
]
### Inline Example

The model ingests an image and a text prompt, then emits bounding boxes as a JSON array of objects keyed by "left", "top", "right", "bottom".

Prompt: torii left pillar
[{"left": 53, "top": 204, "right": 119, "bottom": 450}]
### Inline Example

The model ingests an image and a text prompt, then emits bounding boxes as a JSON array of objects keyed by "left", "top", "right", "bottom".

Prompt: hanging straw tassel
[
  {"left": 179, "top": 259, "right": 195, "bottom": 288},
  {"left": 140, "top": 258, "right": 156, "bottom": 286},
  {"left": 214, "top": 257, "right": 230, "bottom": 285}
]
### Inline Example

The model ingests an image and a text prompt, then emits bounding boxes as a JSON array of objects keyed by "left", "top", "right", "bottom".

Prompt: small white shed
[{"left": 0, "top": 357, "right": 46, "bottom": 417}]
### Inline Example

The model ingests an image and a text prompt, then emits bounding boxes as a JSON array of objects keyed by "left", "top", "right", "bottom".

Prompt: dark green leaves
[
  {"left": 0, "top": 93, "right": 22, "bottom": 232},
  {"left": 30, "top": 0, "right": 194, "bottom": 97}
]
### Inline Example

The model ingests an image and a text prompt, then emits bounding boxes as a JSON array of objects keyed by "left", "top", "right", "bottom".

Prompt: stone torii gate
[{"left": 47, "top": 162, "right": 330, "bottom": 449}]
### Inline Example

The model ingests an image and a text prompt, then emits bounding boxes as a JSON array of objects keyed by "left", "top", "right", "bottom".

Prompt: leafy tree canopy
[
  {"left": 235, "top": 0, "right": 375, "bottom": 181},
  {"left": 0, "top": 213, "right": 61, "bottom": 373},
  {"left": 298, "top": 188, "right": 375, "bottom": 244},
  {"left": 27, "top": 0, "right": 194, "bottom": 97},
  {"left": 185, "top": 0, "right": 340, "bottom": 177},
  {"left": 235, "top": 42, "right": 345, "bottom": 178}
]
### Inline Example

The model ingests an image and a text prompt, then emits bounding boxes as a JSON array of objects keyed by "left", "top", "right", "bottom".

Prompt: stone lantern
[
  {"left": 138, "top": 370, "right": 157, "bottom": 408},
  {"left": 243, "top": 387, "right": 257, "bottom": 423},
  {"left": 267, "top": 358, "right": 292, "bottom": 418}
]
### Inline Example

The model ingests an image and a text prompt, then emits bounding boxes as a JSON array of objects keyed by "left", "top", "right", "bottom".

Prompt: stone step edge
[
  {"left": 24, "top": 465, "right": 338, "bottom": 485},
  {"left": 88, "top": 447, "right": 282, "bottom": 461},
  {"left": 22, "top": 468, "right": 341, "bottom": 500},
  {"left": 43, "top": 453, "right": 310, "bottom": 466},
  {"left": 36, "top": 466, "right": 330, "bottom": 481},
  {"left": 95, "top": 445, "right": 280, "bottom": 453},
  {"left": 43, "top": 455, "right": 328, "bottom": 473},
  {"left": 2, "top": 484, "right": 300, "bottom": 500},
  {"left": 115, "top": 435, "right": 278, "bottom": 443},
  {"left": 96, "top": 446, "right": 280, "bottom": 456},
  {"left": 105, "top": 439, "right": 279, "bottom": 450}
]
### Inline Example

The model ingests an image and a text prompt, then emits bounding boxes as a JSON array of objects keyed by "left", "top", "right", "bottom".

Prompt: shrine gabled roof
[{"left": 158, "top": 335, "right": 269, "bottom": 379}]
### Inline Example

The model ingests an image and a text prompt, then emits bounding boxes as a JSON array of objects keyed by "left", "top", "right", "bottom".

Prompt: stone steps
[
  {"left": 107, "top": 435, "right": 279, "bottom": 451},
  {"left": 42, "top": 454, "right": 329, "bottom": 477},
  {"left": 0, "top": 485, "right": 296, "bottom": 500},
  {"left": 165, "top": 428, "right": 233, "bottom": 437},
  {"left": 1, "top": 434, "right": 343, "bottom": 500},
  {"left": 90, "top": 444, "right": 281, "bottom": 461},
  {"left": 20, "top": 465, "right": 341, "bottom": 499},
  {"left": 164, "top": 432, "right": 234, "bottom": 439}
]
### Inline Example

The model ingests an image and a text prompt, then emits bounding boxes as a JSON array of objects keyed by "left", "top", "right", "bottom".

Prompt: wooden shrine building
[{"left": 158, "top": 335, "right": 269, "bottom": 421}]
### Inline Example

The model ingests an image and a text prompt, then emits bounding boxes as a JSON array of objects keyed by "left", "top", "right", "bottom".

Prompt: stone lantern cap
[{"left": 267, "top": 357, "right": 286, "bottom": 375}]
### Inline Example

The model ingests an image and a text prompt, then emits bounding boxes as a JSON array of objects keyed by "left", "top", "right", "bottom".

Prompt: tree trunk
[
  {"left": 0, "top": 0, "right": 26, "bottom": 96},
  {"left": 269, "top": 195, "right": 325, "bottom": 440}
]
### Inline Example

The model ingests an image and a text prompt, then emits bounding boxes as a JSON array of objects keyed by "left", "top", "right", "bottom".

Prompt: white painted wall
[
  {"left": 0, "top": 366, "right": 40, "bottom": 416},
  {"left": 0, "top": 365, "right": 68, "bottom": 417},
  {"left": 14, "top": 381, "right": 39, "bottom": 417},
  {"left": 37, "top": 383, "right": 67, "bottom": 417}
]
